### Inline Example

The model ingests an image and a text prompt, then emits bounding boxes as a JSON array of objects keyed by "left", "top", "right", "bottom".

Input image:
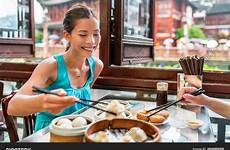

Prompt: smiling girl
[{"left": 7, "top": 4, "right": 103, "bottom": 131}]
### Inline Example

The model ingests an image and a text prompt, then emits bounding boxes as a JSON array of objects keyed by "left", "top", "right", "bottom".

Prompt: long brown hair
[{"left": 63, "top": 4, "right": 97, "bottom": 51}]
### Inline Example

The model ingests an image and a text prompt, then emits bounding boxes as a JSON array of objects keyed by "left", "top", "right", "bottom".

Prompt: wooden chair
[
  {"left": 0, "top": 81, "right": 7, "bottom": 141},
  {"left": 1, "top": 92, "right": 36, "bottom": 142}
]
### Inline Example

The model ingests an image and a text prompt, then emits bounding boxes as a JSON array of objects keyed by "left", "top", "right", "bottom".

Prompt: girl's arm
[{"left": 8, "top": 58, "right": 76, "bottom": 116}]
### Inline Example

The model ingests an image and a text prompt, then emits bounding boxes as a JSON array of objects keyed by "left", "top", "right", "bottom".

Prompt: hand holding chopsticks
[
  {"left": 146, "top": 88, "right": 205, "bottom": 118},
  {"left": 32, "top": 86, "right": 116, "bottom": 116}
]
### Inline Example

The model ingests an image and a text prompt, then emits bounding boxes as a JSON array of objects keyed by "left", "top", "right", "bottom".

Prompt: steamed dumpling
[
  {"left": 103, "top": 112, "right": 126, "bottom": 120},
  {"left": 104, "top": 100, "right": 126, "bottom": 119},
  {"left": 94, "top": 131, "right": 109, "bottom": 142},
  {"left": 72, "top": 117, "right": 87, "bottom": 128},
  {"left": 125, "top": 127, "right": 147, "bottom": 142},
  {"left": 121, "top": 135, "right": 135, "bottom": 143},
  {"left": 106, "top": 100, "right": 125, "bottom": 115},
  {"left": 56, "top": 118, "right": 72, "bottom": 126},
  {"left": 59, "top": 122, "right": 73, "bottom": 129}
]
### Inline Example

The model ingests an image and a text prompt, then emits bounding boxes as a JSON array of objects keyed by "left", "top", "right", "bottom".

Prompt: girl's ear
[{"left": 63, "top": 31, "right": 71, "bottom": 42}]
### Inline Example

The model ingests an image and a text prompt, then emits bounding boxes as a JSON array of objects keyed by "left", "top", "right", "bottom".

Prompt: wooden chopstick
[
  {"left": 32, "top": 86, "right": 107, "bottom": 104},
  {"left": 144, "top": 102, "right": 174, "bottom": 113},
  {"left": 80, "top": 99, "right": 108, "bottom": 105},
  {"left": 74, "top": 101, "right": 117, "bottom": 116},
  {"left": 32, "top": 86, "right": 117, "bottom": 116},
  {"left": 32, "top": 86, "right": 60, "bottom": 96},
  {"left": 146, "top": 88, "right": 205, "bottom": 118}
]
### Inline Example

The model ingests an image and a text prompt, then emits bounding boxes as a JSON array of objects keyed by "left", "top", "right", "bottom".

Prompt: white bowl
[
  {"left": 49, "top": 115, "right": 94, "bottom": 137},
  {"left": 94, "top": 110, "right": 133, "bottom": 121}
]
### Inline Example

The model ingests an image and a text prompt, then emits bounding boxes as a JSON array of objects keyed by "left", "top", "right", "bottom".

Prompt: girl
[{"left": 7, "top": 4, "right": 103, "bottom": 131}]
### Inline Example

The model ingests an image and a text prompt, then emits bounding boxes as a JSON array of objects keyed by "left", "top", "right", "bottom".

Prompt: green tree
[
  {"left": 189, "top": 26, "right": 206, "bottom": 39},
  {"left": 175, "top": 26, "right": 206, "bottom": 40},
  {"left": 175, "top": 28, "right": 184, "bottom": 39},
  {"left": 35, "top": 30, "right": 43, "bottom": 43}
]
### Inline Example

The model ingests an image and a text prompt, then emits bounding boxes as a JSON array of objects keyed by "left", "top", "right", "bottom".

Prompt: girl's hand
[
  {"left": 178, "top": 87, "right": 209, "bottom": 106},
  {"left": 39, "top": 89, "right": 79, "bottom": 114}
]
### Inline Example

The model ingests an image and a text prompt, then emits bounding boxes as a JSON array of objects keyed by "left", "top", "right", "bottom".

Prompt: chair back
[{"left": 1, "top": 92, "right": 36, "bottom": 142}]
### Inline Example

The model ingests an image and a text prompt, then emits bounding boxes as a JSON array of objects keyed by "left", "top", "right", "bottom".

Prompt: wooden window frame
[
  {"left": 110, "top": 0, "right": 154, "bottom": 66},
  {"left": 95, "top": 0, "right": 230, "bottom": 97},
  {"left": 0, "top": 0, "right": 35, "bottom": 58}
]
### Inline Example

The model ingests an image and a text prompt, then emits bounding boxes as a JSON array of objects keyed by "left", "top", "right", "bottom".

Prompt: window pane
[
  {"left": 124, "top": 0, "right": 150, "bottom": 38},
  {"left": 0, "top": 0, "right": 30, "bottom": 38},
  {"left": 125, "top": 0, "right": 230, "bottom": 72}
]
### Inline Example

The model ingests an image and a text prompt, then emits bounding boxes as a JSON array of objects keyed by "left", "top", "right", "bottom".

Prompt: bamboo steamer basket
[
  {"left": 85, "top": 118, "right": 160, "bottom": 142},
  {"left": 49, "top": 115, "right": 94, "bottom": 142}
]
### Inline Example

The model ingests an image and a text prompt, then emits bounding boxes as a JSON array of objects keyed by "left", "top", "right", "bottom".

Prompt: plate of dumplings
[{"left": 136, "top": 110, "right": 170, "bottom": 126}]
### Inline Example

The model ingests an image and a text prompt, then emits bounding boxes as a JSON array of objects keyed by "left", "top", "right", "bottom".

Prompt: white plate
[
  {"left": 97, "top": 99, "right": 131, "bottom": 110},
  {"left": 94, "top": 110, "right": 133, "bottom": 121}
]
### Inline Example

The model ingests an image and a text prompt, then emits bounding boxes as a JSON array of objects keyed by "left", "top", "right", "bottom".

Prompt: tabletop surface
[{"left": 20, "top": 89, "right": 216, "bottom": 143}]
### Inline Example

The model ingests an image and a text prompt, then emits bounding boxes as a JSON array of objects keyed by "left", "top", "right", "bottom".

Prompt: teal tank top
[{"left": 35, "top": 54, "right": 95, "bottom": 131}]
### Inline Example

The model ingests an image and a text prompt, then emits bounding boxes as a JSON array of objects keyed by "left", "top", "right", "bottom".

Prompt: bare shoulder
[
  {"left": 33, "top": 57, "right": 57, "bottom": 77},
  {"left": 37, "top": 57, "right": 57, "bottom": 69},
  {"left": 90, "top": 57, "right": 104, "bottom": 87},
  {"left": 93, "top": 57, "right": 104, "bottom": 70}
]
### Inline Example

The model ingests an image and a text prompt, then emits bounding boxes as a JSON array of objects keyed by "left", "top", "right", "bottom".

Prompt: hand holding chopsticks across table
[
  {"left": 32, "top": 86, "right": 117, "bottom": 116},
  {"left": 145, "top": 88, "right": 205, "bottom": 118}
]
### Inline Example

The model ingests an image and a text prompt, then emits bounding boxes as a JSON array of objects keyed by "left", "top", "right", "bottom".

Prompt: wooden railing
[
  {"left": 34, "top": 46, "right": 99, "bottom": 58},
  {"left": 155, "top": 47, "right": 230, "bottom": 61}
]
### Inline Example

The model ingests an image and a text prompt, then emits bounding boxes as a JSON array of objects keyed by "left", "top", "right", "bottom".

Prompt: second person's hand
[{"left": 178, "top": 87, "right": 210, "bottom": 106}]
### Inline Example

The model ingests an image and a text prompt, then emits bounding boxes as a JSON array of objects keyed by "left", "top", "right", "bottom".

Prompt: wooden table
[{"left": 20, "top": 89, "right": 216, "bottom": 143}]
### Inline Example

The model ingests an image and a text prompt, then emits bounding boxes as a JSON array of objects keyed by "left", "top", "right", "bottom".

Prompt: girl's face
[{"left": 66, "top": 17, "right": 101, "bottom": 58}]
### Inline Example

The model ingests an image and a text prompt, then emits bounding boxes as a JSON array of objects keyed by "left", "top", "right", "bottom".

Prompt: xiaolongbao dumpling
[
  {"left": 72, "top": 117, "right": 87, "bottom": 128},
  {"left": 94, "top": 131, "right": 109, "bottom": 142},
  {"left": 56, "top": 118, "right": 72, "bottom": 126},
  {"left": 106, "top": 100, "right": 125, "bottom": 114},
  {"left": 104, "top": 100, "right": 126, "bottom": 119},
  {"left": 125, "top": 127, "right": 147, "bottom": 142},
  {"left": 121, "top": 135, "right": 135, "bottom": 143},
  {"left": 59, "top": 122, "right": 73, "bottom": 129}
]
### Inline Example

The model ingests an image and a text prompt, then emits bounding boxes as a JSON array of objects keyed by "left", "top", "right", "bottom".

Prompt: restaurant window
[
  {"left": 98, "top": 0, "right": 230, "bottom": 97},
  {"left": 0, "top": 0, "right": 34, "bottom": 57},
  {"left": 110, "top": 0, "right": 153, "bottom": 66}
]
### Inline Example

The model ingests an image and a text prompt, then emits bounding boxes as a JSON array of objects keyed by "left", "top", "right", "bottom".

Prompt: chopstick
[
  {"left": 32, "top": 86, "right": 117, "bottom": 116},
  {"left": 144, "top": 102, "right": 174, "bottom": 113},
  {"left": 146, "top": 88, "right": 205, "bottom": 118},
  {"left": 179, "top": 56, "right": 205, "bottom": 75},
  {"left": 32, "top": 86, "right": 60, "bottom": 96},
  {"left": 74, "top": 101, "right": 117, "bottom": 116},
  {"left": 32, "top": 86, "right": 107, "bottom": 104},
  {"left": 81, "top": 99, "right": 108, "bottom": 105}
]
